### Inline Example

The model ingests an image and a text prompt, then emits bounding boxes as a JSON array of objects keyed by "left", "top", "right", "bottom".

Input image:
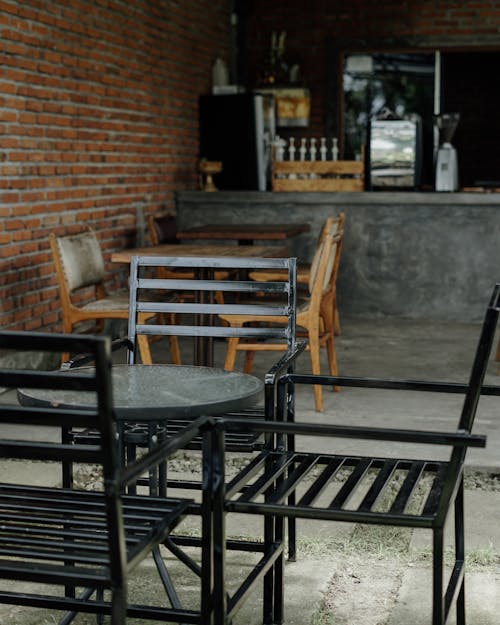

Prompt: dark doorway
[{"left": 441, "top": 51, "right": 500, "bottom": 188}]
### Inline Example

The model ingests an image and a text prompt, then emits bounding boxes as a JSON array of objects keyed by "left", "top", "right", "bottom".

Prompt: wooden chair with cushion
[
  {"left": 50, "top": 229, "right": 154, "bottom": 364},
  {"left": 49, "top": 229, "right": 130, "bottom": 361},
  {"left": 220, "top": 230, "right": 343, "bottom": 412}
]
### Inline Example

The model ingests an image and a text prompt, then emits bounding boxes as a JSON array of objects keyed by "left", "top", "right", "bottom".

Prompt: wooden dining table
[
  {"left": 111, "top": 242, "right": 289, "bottom": 263},
  {"left": 175, "top": 223, "right": 310, "bottom": 245}
]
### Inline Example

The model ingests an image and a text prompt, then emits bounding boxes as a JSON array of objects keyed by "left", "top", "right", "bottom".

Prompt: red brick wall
[
  {"left": 246, "top": 0, "right": 500, "bottom": 140},
  {"left": 1, "top": 0, "right": 230, "bottom": 332}
]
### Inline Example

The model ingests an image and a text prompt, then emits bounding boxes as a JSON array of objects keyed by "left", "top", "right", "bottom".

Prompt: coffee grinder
[{"left": 434, "top": 113, "right": 460, "bottom": 191}]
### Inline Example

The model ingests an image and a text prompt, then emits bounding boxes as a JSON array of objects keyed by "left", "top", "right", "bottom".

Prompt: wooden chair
[
  {"left": 250, "top": 212, "right": 345, "bottom": 335},
  {"left": 49, "top": 229, "right": 129, "bottom": 360},
  {"left": 147, "top": 212, "right": 178, "bottom": 246},
  {"left": 0, "top": 331, "right": 210, "bottom": 623},
  {"left": 210, "top": 282, "right": 500, "bottom": 625},
  {"left": 220, "top": 230, "right": 343, "bottom": 411},
  {"left": 147, "top": 211, "right": 200, "bottom": 280}
]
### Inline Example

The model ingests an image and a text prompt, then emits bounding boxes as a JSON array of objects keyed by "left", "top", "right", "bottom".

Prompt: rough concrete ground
[{"left": 0, "top": 317, "right": 499, "bottom": 624}]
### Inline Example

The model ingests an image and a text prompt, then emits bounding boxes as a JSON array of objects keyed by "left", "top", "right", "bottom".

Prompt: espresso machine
[{"left": 434, "top": 113, "right": 460, "bottom": 191}]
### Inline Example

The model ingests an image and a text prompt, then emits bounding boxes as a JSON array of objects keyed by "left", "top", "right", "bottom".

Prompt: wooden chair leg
[
  {"left": 168, "top": 336, "right": 181, "bottom": 364},
  {"left": 60, "top": 320, "right": 74, "bottom": 364},
  {"left": 333, "top": 295, "right": 341, "bottom": 336},
  {"left": 138, "top": 334, "right": 153, "bottom": 364},
  {"left": 325, "top": 333, "right": 340, "bottom": 392},
  {"left": 166, "top": 313, "right": 182, "bottom": 364},
  {"left": 308, "top": 329, "right": 323, "bottom": 412},
  {"left": 224, "top": 337, "right": 239, "bottom": 371},
  {"left": 495, "top": 337, "right": 500, "bottom": 361},
  {"left": 321, "top": 310, "right": 340, "bottom": 393},
  {"left": 243, "top": 350, "right": 256, "bottom": 374}
]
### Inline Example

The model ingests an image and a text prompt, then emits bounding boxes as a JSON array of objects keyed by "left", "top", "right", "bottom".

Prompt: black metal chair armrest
[
  {"left": 61, "top": 337, "right": 132, "bottom": 369},
  {"left": 220, "top": 416, "right": 487, "bottom": 448},
  {"left": 278, "top": 372, "right": 500, "bottom": 396},
  {"left": 264, "top": 340, "right": 307, "bottom": 386}
]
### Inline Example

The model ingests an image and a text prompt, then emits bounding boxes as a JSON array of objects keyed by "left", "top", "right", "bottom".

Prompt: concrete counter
[{"left": 176, "top": 191, "right": 500, "bottom": 322}]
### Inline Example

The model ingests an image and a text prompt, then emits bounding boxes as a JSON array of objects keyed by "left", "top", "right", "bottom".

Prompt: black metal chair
[
  {"left": 209, "top": 283, "right": 500, "bottom": 625},
  {"left": 63, "top": 255, "right": 305, "bottom": 600},
  {"left": 0, "top": 331, "right": 212, "bottom": 624},
  {"left": 124, "top": 254, "right": 303, "bottom": 455}
]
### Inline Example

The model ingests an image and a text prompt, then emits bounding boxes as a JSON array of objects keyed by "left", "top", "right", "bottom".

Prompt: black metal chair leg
[
  {"left": 287, "top": 517, "right": 296, "bottom": 562},
  {"left": 203, "top": 424, "right": 228, "bottom": 625},
  {"left": 455, "top": 477, "right": 466, "bottom": 625},
  {"left": 96, "top": 588, "right": 104, "bottom": 625},
  {"left": 273, "top": 516, "right": 285, "bottom": 625},
  {"left": 263, "top": 515, "right": 275, "bottom": 625},
  {"left": 152, "top": 547, "right": 182, "bottom": 609},
  {"left": 432, "top": 527, "right": 445, "bottom": 625}
]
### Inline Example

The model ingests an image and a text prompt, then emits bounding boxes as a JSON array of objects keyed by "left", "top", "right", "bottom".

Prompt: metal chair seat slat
[
  {"left": 0, "top": 544, "right": 110, "bottom": 565},
  {"left": 225, "top": 450, "right": 278, "bottom": 499},
  {"left": 267, "top": 455, "right": 319, "bottom": 505},
  {"left": 0, "top": 490, "right": 189, "bottom": 569},
  {"left": 226, "top": 451, "right": 454, "bottom": 524},
  {"left": 329, "top": 457, "right": 373, "bottom": 509},
  {"left": 0, "top": 559, "right": 110, "bottom": 586},
  {"left": 421, "top": 463, "right": 450, "bottom": 517},
  {"left": 236, "top": 453, "right": 298, "bottom": 503},
  {"left": 297, "top": 457, "right": 346, "bottom": 507},
  {"left": 389, "top": 460, "right": 428, "bottom": 514},
  {"left": 357, "top": 459, "right": 399, "bottom": 512}
]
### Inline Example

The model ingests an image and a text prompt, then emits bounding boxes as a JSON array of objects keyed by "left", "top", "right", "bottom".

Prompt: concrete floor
[{"left": 0, "top": 316, "right": 499, "bottom": 624}]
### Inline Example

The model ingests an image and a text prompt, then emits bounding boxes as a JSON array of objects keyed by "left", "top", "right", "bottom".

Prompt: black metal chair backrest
[
  {"left": 0, "top": 331, "right": 115, "bottom": 472},
  {"left": 458, "top": 283, "right": 500, "bottom": 432},
  {"left": 127, "top": 255, "right": 298, "bottom": 367},
  {"left": 0, "top": 332, "right": 127, "bottom": 589}
]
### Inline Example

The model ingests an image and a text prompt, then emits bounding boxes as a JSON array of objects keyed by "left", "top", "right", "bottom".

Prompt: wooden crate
[{"left": 272, "top": 156, "right": 364, "bottom": 192}]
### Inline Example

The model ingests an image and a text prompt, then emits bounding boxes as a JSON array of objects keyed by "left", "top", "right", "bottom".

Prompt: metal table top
[{"left": 18, "top": 364, "right": 263, "bottom": 421}]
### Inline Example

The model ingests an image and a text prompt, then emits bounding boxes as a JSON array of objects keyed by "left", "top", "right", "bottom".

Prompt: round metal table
[{"left": 18, "top": 364, "right": 263, "bottom": 420}]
